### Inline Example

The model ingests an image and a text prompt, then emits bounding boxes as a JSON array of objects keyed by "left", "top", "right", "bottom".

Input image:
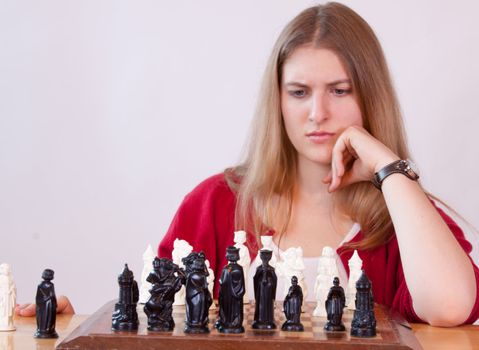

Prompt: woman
[{"left": 158, "top": 2, "right": 479, "bottom": 326}]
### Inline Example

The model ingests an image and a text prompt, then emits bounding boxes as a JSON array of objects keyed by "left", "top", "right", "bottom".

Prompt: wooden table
[{"left": 2, "top": 314, "right": 478, "bottom": 350}]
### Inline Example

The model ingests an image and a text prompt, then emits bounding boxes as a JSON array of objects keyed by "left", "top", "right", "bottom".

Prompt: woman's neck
[{"left": 295, "top": 155, "right": 333, "bottom": 206}]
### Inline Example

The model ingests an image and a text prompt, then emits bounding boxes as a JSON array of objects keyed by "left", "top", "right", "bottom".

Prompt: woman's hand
[
  {"left": 15, "top": 295, "right": 75, "bottom": 316},
  {"left": 322, "top": 126, "right": 399, "bottom": 192}
]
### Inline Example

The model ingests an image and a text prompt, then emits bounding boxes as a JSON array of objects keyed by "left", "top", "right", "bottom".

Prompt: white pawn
[
  {"left": 139, "top": 244, "right": 156, "bottom": 304},
  {"left": 346, "top": 250, "right": 363, "bottom": 310},
  {"left": 205, "top": 259, "right": 216, "bottom": 309},
  {"left": 172, "top": 238, "right": 193, "bottom": 306},
  {"left": 0, "top": 263, "right": 16, "bottom": 331},
  {"left": 234, "top": 230, "right": 251, "bottom": 304},
  {"left": 313, "top": 246, "right": 339, "bottom": 317},
  {"left": 260, "top": 235, "right": 278, "bottom": 267},
  {"left": 277, "top": 247, "right": 307, "bottom": 302}
]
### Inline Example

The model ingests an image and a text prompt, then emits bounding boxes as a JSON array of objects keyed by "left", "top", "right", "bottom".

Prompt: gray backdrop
[{"left": 1, "top": 0, "right": 478, "bottom": 314}]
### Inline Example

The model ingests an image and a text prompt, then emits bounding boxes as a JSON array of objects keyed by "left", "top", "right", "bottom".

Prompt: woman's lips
[{"left": 306, "top": 131, "right": 335, "bottom": 144}]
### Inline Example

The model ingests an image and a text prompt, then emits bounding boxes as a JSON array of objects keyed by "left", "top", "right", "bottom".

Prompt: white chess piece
[
  {"left": 260, "top": 235, "right": 278, "bottom": 267},
  {"left": 205, "top": 259, "right": 216, "bottom": 309},
  {"left": 234, "top": 230, "right": 251, "bottom": 304},
  {"left": 139, "top": 244, "right": 156, "bottom": 304},
  {"left": 277, "top": 247, "right": 307, "bottom": 302},
  {"left": 172, "top": 238, "right": 193, "bottom": 306},
  {"left": 346, "top": 250, "right": 363, "bottom": 310},
  {"left": 0, "top": 263, "right": 16, "bottom": 331},
  {"left": 313, "top": 246, "right": 339, "bottom": 317}
]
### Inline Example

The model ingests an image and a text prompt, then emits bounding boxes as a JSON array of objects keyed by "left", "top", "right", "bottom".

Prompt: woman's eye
[
  {"left": 332, "top": 88, "right": 351, "bottom": 96},
  {"left": 289, "top": 90, "right": 306, "bottom": 98}
]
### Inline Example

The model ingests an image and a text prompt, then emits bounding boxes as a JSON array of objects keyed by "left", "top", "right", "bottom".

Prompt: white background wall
[{"left": 1, "top": 0, "right": 478, "bottom": 315}]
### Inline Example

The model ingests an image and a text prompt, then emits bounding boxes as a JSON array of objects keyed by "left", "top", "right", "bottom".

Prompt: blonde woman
[{"left": 159, "top": 2, "right": 479, "bottom": 326}]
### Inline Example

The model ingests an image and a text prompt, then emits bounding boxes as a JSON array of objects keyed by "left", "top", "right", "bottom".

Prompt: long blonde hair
[{"left": 225, "top": 2, "right": 412, "bottom": 250}]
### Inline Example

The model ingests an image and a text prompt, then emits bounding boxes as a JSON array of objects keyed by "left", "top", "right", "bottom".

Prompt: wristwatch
[{"left": 371, "top": 159, "right": 419, "bottom": 190}]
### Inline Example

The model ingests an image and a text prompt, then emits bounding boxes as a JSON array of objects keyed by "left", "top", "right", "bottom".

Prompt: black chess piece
[
  {"left": 252, "top": 249, "right": 277, "bottom": 330},
  {"left": 350, "top": 270, "right": 376, "bottom": 337},
  {"left": 111, "top": 264, "right": 139, "bottom": 331},
  {"left": 184, "top": 257, "right": 212, "bottom": 333},
  {"left": 324, "top": 276, "right": 346, "bottom": 332},
  {"left": 34, "top": 269, "right": 58, "bottom": 338},
  {"left": 281, "top": 276, "right": 304, "bottom": 332},
  {"left": 144, "top": 257, "right": 185, "bottom": 331},
  {"left": 215, "top": 246, "right": 246, "bottom": 333}
]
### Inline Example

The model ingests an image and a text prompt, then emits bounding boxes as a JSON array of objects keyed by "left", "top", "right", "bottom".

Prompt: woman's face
[{"left": 281, "top": 46, "right": 363, "bottom": 165}]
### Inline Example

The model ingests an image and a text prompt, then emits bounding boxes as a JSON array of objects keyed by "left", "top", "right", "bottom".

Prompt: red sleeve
[
  {"left": 392, "top": 204, "right": 479, "bottom": 324},
  {"left": 158, "top": 173, "right": 237, "bottom": 298}
]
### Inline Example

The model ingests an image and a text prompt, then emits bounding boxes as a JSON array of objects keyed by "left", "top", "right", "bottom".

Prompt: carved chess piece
[
  {"left": 260, "top": 236, "right": 277, "bottom": 267},
  {"left": 252, "top": 250, "right": 277, "bottom": 330},
  {"left": 277, "top": 247, "right": 307, "bottom": 302},
  {"left": 34, "top": 269, "right": 58, "bottom": 338},
  {"left": 184, "top": 257, "right": 212, "bottom": 333},
  {"left": 281, "top": 276, "right": 304, "bottom": 331},
  {"left": 144, "top": 257, "right": 185, "bottom": 331},
  {"left": 346, "top": 250, "right": 362, "bottom": 310},
  {"left": 0, "top": 263, "right": 16, "bottom": 331},
  {"left": 139, "top": 244, "right": 156, "bottom": 304},
  {"left": 172, "top": 239, "right": 193, "bottom": 306},
  {"left": 216, "top": 246, "right": 245, "bottom": 333},
  {"left": 234, "top": 230, "right": 251, "bottom": 304},
  {"left": 324, "top": 277, "right": 346, "bottom": 331},
  {"left": 313, "top": 246, "right": 339, "bottom": 317},
  {"left": 111, "top": 264, "right": 139, "bottom": 332},
  {"left": 351, "top": 270, "right": 376, "bottom": 337}
]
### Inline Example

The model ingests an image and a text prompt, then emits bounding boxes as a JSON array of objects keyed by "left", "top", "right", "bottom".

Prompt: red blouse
[{"left": 158, "top": 173, "right": 479, "bottom": 324}]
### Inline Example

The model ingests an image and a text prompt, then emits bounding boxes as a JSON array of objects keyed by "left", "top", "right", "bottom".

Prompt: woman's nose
[{"left": 308, "top": 93, "right": 328, "bottom": 123}]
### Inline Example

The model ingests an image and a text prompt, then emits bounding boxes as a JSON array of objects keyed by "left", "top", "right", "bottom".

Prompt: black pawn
[
  {"left": 144, "top": 257, "right": 185, "bottom": 331},
  {"left": 350, "top": 270, "right": 376, "bottom": 337},
  {"left": 281, "top": 276, "right": 304, "bottom": 332},
  {"left": 184, "top": 257, "right": 212, "bottom": 334},
  {"left": 252, "top": 249, "right": 277, "bottom": 330},
  {"left": 34, "top": 269, "right": 58, "bottom": 338},
  {"left": 324, "top": 276, "right": 346, "bottom": 332},
  {"left": 216, "top": 246, "right": 246, "bottom": 333},
  {"left": 112, "top": 264, "right": 139, "bottom": 331}
]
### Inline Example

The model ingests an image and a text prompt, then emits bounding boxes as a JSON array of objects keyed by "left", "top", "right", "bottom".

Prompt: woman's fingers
[
  {"left": 15, "top": 303, "right": 36, "bottom": 317},
  {"left": 14, "top": 295, "right": 75, "bottom": 317},
  {"left": 57, "top": 295, "right": 75, "bottom": 314}
]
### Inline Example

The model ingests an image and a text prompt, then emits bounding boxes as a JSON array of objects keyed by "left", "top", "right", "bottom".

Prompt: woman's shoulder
[{"left": 183, "top": 172, "right": 237, "bottom": 203}]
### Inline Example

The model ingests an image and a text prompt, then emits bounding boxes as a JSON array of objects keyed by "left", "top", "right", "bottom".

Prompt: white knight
[
  {"left": 0, "top": 263, "right": 16, "bottom": 331},
  {"left": 277, "top": 247, "right": 307, "bottom": 302}
]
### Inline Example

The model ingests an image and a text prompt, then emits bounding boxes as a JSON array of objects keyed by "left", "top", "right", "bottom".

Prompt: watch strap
[{"left": 372, "top": 159, "right": 419, "bottom": 190}]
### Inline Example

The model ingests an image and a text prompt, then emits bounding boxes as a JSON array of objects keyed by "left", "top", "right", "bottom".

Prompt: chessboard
[{"left": 57, "top": 300, "right": 422, "bottom": 349}]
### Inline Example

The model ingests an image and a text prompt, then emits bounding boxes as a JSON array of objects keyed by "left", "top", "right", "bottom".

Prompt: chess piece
[
  {"left": 260, "top": 236, "right": 277, "bottom": 267},
  {"left": 184, "top": 257, "right": 212, "bottom": 333},
  {"left": 351, "top": 270, "right": 376, "bottom": 337},
  {"left": 313, "top": 246, "right": 339, "bottom": 317},
  {"left": 252, "top": 249, "right": 277, "bottom": 330},
  {"left": 346, "top": 250, "right": 363, "bottom": 310},
  {"left": 139, "top": 244, "right": 156, "bottom": 304},
  {"left": 281, "top": 276, "right": 304, "bottom": 332},
  {"left": 0, "top": 263, "right": 16, "bottom": 331},
  {"left": 112, "top": 264, "right": 139, "bottom": 332},
  {"left": 34, "top": 269, "right": 58, "bottom": 338},
  {"left": 277, "top": 247, "right": 307, "bottom": 302},
  {"left": 216, "top": 246, "right": 245, "bottom": 333},
  {"left": 144, "top": 257, "right": 185, "bottom": 331},
  {"left": 324, "top": 277, "right": 346, "bottom": 332},
  {"left": 204, "top": 259, "right": 216, "bottom": 310},
  {"left": 172, "top": 238, "right": 193, "bottom": 306},
  {"left": 234, "top": 230, "right": 251, "bottom": 304}
]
